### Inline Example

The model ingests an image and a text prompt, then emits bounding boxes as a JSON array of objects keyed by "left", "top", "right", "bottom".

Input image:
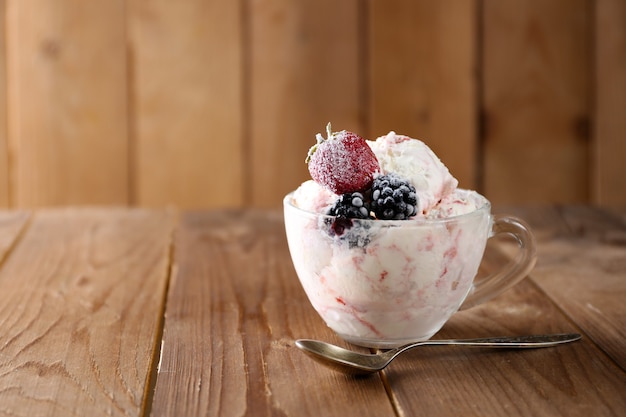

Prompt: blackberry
[
  {"left": 326, "top": 192, "right": 373, "bottom": 248},
  {"left": 327, "top": 192, "right": 372, "bottom": 219},
  {"left": 325, "top": 217, "right": 372, "bottom": 248},
  {"left": 370, "top": 174, "right": 418, "bottom": 220}
]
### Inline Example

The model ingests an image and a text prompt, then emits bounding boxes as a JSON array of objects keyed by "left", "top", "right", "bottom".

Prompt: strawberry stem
[{"left": 306, "top": 122, "right": 332, "bottom": 163}]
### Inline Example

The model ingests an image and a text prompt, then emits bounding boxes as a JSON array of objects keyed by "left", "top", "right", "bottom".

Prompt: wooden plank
[
  {"left": 6, "top": 1, "right": 129, "bottom": 207},
  {"left": 128, "top": 0, "right": 243, "bottom": 208},
  {"left": 383, "top": 242, "right": 626, "bottom": 417},
  {"left": 151, "top": 211, "right": 397, "bottom": 416},
  {"left": 0, "top": 208, "right": 174, "bottom": 416},
  {"left": 530, "top": 235, "right": 626, "bottom": 372},
  {"left": 508, "top": 206, "right": 626, "bottom": 372},
  {"left": 492, "top": 206, "right": 626, "bottom": 375},
  {"left": 0, "top": 1, "right": 7, "bottom": 207},
  {"left": 368, "top": 0, "right": 478, "bottom": 189},
  {"left": 0, "top": 211, "right": 29, "bottom": 264},
  {"left": 593, "top": 0, "right": 626, "bottom": 206},
  {"left": 249, "top": 0, "right": 362, "bottom": 208},
  {"left": 482, "top": 0, "right": 591, "bottom": 204}
]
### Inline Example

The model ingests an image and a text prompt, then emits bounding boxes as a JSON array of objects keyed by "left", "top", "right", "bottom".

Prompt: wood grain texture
[
  {"left": 503, "top": 206, "right": 626, "bottom": 372},
  {"left": 248, "top": 0, "right": 363, "bottom": 208},
  {"left": 0, "top": 0, "right": 624, "bottom": 209},
  {"left": 593, "top": 0, "right": 626, "bottom": 206},
  {"left": 368, "top": 0, "right": 478, "bottom": 189},
  {"left": 482, "top": 0, "right": 591, "bottom": 204},
  {"left": 0, "top": 208, "right": 174, "bottom": 416},
  {"left": 6, "top": 1, "right": 129, "bottom": 207},
  {"left": 0, "top": 211, "right": 29, "bottom": 264},
  {"left": 128, "top": 0, "right": 244, "bottom": 208},
  {"left": 151, "top": 211, "right": 396, "bottom": 416},
  {"left": 0, "top": 1, "right": 7, "bottom": 208},
  {"left": 384, "top": 245, "right": 626, "bottom": 417},
  {"left": 0, "top": 206, "right": 624, "bottom": 416}
]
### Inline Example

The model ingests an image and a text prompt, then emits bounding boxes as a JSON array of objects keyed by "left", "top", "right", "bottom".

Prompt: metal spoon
[{"left": 296, "top": 333, "right": 581, "bottom": 375}]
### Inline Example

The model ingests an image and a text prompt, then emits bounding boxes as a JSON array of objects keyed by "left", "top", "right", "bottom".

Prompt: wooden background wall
[{"left": 0, "top": 0, "right": 624, "bottom": 209}]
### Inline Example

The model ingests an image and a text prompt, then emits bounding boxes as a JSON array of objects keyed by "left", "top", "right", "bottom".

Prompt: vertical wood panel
[
  {"left": 128, "top": 0, "right": 243, "bottom": 209},
  {"left": 593, "top": 0, "right": 626, "bottom": 206},
  {"left": 482, "top": 0, "right": 591, "bottom": 204},
  {"left": 0, "top": 1, "right": 7, "bottom": 207},
  {"left": 6, "top": 1, "right": 129, "bottom": 207},
  {"left": 368, "top": 0, "right": 478, "bottom": 189},
  {"left": 1, "top": 1, "right": 623, "bottom": 208},
  {"left": 249, "top": 0, "right": 363, "bottom": 208}
]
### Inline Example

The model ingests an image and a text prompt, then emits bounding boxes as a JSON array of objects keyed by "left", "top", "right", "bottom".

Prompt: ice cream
[
  {"left": 291, "top": 179, "right": 337, "bottom": 214},
  {"left": 284, "top": 126, "right": 492, "bottom": 347},
  {"left": 367, "top": 132, "right": 459, "bottom": 215}
]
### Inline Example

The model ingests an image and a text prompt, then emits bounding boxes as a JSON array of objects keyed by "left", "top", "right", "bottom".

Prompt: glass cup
[{"left": 283, "top": 189, "right": 536, "bottom": 348}]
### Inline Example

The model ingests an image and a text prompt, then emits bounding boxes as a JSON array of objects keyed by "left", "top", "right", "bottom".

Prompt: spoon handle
[{"left": 408, "top": 333, "right": 581, "bottom": 350}]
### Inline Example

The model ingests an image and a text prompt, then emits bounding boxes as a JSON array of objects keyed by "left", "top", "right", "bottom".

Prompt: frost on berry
[
  {"left": 328, "top": 192, "right": 372, "bottom": 219},
  {"left": 307, "top": 124, "right": 380, "bottom": 194},
  {"left": 370, "top": 174, "right": 418, "bottom": 220}
]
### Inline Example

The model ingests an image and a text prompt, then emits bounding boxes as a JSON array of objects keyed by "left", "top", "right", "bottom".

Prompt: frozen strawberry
[{"left": 306, "top": 123, "right": 380, "bottom": 194}]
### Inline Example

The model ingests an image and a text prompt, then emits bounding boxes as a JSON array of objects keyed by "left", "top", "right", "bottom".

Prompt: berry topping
[
  {"left": 371, "top": 174, "right": 418, "bottom": 220},
  {"left": 306, "top": 123, "right": 380, "bottom": 194},
  {"left": 327, "top": 192, "right": 373, "bottom": 219}
]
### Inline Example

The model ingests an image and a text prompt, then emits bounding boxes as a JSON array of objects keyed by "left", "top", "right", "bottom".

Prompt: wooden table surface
[{"left": 0, "top": 206, "right": 624, "bottom": 417}]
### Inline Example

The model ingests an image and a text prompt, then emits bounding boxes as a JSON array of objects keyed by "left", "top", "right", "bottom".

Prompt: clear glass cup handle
[{"left": 460, "top": 215, "right": 537, "bottom": 310}]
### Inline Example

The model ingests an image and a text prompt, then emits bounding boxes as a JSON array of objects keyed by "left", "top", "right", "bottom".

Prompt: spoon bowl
[{"left": 296, "top": 333, "right": 581, "bottom": 375}]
